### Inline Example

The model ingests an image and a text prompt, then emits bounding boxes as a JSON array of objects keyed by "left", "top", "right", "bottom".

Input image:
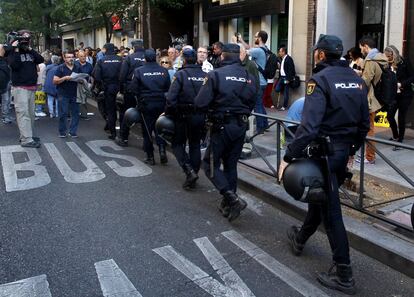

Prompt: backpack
[
  {"left": 373, "top": 62, "right": 398, "bottom": 107},
  {"left": 258, "top": 47, "right": 278, "bottom": 80}
]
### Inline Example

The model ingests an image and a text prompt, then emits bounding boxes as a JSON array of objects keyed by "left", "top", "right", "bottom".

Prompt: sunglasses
[{"left": 161, "top": 61, "right": 170, "bottom": 64}]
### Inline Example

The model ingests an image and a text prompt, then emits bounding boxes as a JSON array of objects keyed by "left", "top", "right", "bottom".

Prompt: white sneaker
[
  {"left": 35, "top": 112, "right": 47, "bottom": 117},
  {"left": 280, "top": 107, "right": 286, "bottom": 111}
]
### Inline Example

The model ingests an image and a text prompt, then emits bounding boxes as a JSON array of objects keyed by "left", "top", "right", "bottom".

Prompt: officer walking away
[
  {"left": 165, "top": 49, "right": 207, "bottom": 189},
  {"left": 117, "top": 39, "right": 146, "bottom": 147},
  {"left": 279, "top": 35, "right": 370, "bottom": 295},
  {"left": 94, "top": 43, "right": 122, "bottom": 140},
  {"left": 194, "top": 44, "right": 257, "bottom": 222},
  {"left": 131, "top": 49, "right": 170, "bottom": 165},
  {"left": 7, "top": 30, "right": 44, "bottom": 148}
]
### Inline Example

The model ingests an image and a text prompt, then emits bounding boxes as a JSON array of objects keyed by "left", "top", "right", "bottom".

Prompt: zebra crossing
[{"left": 0, "top": 230, "right": 329, "bottom": 297}]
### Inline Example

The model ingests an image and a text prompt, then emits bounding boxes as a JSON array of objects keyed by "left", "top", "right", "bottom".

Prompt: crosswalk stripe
[
  {"left": 0, "top": 274, "right": 52, "bottom": 297},
  {"left": 222, "top": 230, "right": 331, "bottom": 297},
  {"left": 95, "top": 259, "right": 143, "bottom": 297},
  {"left": 154, "top": 241, "right": 254, "bottom": 297}
]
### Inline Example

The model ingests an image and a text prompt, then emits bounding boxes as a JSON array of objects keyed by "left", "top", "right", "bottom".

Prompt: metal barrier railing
[{"left": 240, "top": 112, "right": 414, "bottom": 232}]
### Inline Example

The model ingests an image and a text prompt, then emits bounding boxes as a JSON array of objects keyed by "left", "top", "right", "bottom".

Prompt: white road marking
[
  {"left": 0, "top": 274, "right": 52, "bottom": 297},
  {"left": 95, "top": 259, "right": 143, "bottom": 297},
  {"left": 194, "top": 237, "right": 255, "bottom": 297},
  {"left": 222, "top": 230, "right": 330, "bottom": 297},
  {"left": 154, "top": 239, "right": 256, "bottom": 297},
  {"left": 0, "top": 145, "right": 51, "bottom": 192},
  {"left": 45, "top": 142, "right": 105, "bottom": 183},
  {"left": 86, "top": 140, "right": 152, "bottom": 177}
]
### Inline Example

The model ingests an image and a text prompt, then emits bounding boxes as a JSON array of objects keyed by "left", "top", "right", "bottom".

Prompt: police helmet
[
  {"left": 282, "top": 159, "right": 327, "bottom": 203},
  {"left": 156, "top": 114, "right": 175, "bottom": 143},
  {"left": 124, "top": 107, "right": 141, "bottom": 128}
]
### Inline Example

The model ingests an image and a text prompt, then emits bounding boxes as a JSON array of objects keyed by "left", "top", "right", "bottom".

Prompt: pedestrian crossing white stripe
[
  {"left": 0, "top": 274, "right": 52, "bottom": 297},
  {"left": 194, "top": 237, "right": 255, "bottom": 297},
  {"left": 154, "top": 242, "right": 254, "bottom": 297},
  {"left": 222, "top": 230, "right": 331, "bottom": 297},
  {"left": 95, "top": 259, "right": 143, "bottom": 297},
  {"left": 44, "top": 142, "right": 106, "bottom": 183}
]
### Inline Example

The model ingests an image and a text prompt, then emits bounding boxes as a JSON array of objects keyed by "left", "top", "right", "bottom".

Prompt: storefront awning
[{"left": 201, "top": 0, "right": 286, "bottom": 22}]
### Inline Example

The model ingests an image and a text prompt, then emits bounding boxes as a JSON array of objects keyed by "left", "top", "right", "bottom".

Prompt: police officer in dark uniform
[
  {"left": 131, "top": 48, "right": 170, "bottom": 165},
  {"left": 279, "top": 35, "right": 370, "bottom": 295},
  {"left": 165, "top": 48, "right": 207, "bottom": 189},
  {"left": 94, "top": 43, "right": 123, "bottom": 140},
  {"left": 117, "top": 39, "right": 146, "bottom": 146},
  {"left": 194, "top": 44, "right": 257, "bottom": 222}
]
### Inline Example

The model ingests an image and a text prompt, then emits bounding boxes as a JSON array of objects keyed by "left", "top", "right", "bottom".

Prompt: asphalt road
[{"left": 0, "top": 110, "right": 413, "bottom": 297}]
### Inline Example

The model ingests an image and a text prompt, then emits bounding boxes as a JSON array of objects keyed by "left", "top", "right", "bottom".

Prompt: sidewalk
[{"left": 237, "top": 107, "right": 414, "bottom": 277}]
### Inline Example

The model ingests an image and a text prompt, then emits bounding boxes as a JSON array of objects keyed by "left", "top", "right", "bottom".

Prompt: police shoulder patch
[{"left": 306, "top": 81, "right": 316, "bottom": 95}]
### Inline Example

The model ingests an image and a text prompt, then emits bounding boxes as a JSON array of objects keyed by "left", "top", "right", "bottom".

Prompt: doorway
[{"left": 356, "top": 0, "right": 385, "bottom": 50}]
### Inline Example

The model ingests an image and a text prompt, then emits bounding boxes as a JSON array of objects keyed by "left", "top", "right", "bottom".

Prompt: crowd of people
[{"left": 0, "top": 28, "right": 413, "bottom": 296}]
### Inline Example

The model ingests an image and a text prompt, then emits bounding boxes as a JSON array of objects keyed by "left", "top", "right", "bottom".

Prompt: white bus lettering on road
[
  {"left": 45, "top": 142, "right": 105, "bottom": 184},
  {"left": 86, "top": 140, "right": 152, "bottom": 178},
  {"left": 0, "top": 145, "right": 51, "bottom": 192}
]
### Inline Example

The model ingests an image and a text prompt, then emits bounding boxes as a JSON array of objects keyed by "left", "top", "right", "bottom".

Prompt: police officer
[
  {"left": 279, "top": 35, "right": 370, "bottom": 295},
  {"left": 131, "top": 48, "right": 170, "bottom": 165},
  {"left": 165, "top": 49, "right": 207, "bottom": 189},
  {"left": 94, "top": 43, "right": 122, "bottom": 139},
  {"left": 117, "top": 39, "right": 146, "bottom": 146},
  {"left": 194, "top": 44, "right": 257, "bottom": 222}
]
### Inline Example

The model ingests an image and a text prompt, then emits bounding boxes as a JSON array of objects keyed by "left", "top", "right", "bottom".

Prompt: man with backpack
[
  {"left": 239, "top": 31, "right": 278, "bottom": 134},
  {"left": 358, "top": 36, "right": 391, "bottom": 164}
]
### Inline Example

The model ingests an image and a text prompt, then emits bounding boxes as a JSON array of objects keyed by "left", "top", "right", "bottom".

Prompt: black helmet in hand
[
  {"left": 282, "top": 159, "right": 327, "bottom": 203},
  {"left": 156, "top": 114, "right": 175, "bottom": 143},
  {"left": 124, "top": 107, "right": 141, "bottom": 128}
]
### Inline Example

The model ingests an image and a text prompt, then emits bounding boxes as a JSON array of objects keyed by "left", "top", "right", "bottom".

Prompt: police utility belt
[
  {"left": 207, "top": 112, "right": 249, "bottom": 127},
  {"left": 304, "top": 136, "right": 350, "bottom": 159}
]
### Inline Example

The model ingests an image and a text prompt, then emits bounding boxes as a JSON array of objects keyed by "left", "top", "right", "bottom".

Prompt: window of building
[{"left": 237, "top": 17, "right": 249, "bottom": 42}]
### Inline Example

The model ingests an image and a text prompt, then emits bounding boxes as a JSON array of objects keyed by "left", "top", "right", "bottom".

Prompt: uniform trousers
[
  {"left": 296, "top": 144, "right": 351, "bottom": 265},
  {"left": 172, "top": 113, "right": 205, "bottom": 173},
  {"left": 104, "top": 83, "right": 120, "bottom": 135},
  {"left": 203, "top": 121, "right": 247, "bottom": 194},
  {"left": 140, "top": 100, "right": 166, "bottom": 155}
]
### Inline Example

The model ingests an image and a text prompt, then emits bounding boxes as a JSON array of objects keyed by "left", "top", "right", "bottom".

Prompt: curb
[{"left": 237, "top": 164, "right": 414, "bottom": 278}]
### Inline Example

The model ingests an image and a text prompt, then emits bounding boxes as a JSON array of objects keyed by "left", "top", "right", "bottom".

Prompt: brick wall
[{"left": 306, "top": 0, "right": 317, "bottom": 80}]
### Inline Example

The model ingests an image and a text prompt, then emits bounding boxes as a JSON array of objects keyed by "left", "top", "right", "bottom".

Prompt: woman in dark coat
[{"left": 384, "top": 45, "right": 414, "bottom": 149}]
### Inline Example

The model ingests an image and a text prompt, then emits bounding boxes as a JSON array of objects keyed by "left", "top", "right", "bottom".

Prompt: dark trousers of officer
[
  {"left": 141, "top": 100, "right": 166, "bottom": 155},
  {"left": 203, "top": 121, "right": 247, "bottom": 194},
  {"left": 104, "top": 83, "right": 120, "bottom": 135},
  {"left": 172, "top": 114, "right": 205, "bottom": 173},
  {"left": 296, "top": 144, "right": 351, "bottom": 265},
  {"left": 119, "top": 92, "right": 137, "bottom": 140}
]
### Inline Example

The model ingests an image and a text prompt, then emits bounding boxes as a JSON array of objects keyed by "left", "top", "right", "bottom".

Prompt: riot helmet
[
  {"left": 124, "top": 107, "right": 141, "bottom": 128},
  {"left": 156, "top": 114, "right": 175, "bottom": 143},
  {"left": 282, "top": 159, "right": 327, "bottom": 203}
]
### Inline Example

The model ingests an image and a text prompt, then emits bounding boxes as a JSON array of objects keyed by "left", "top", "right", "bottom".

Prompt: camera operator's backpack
[
  {"left": 258, "top": 47, "right": 278, "bottom": 80},
  {"left": 373, "top": 62, "right": 398, "bottom": 107}
]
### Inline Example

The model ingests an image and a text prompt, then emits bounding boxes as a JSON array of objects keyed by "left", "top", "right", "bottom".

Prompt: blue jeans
[
  {"left": 254, "top": 85, "right": 269, "bottom": 132},
  {"left": 47, "top": 94, "right": 59, "bottom": 117},
  {"left": 275, "top": 76, "right": 290, "bottom": 108},
  {"left": 58, "top": 96, "right": 79, "bottom": 135},
  {"left": 1, "top": 84, "right": 12, "bottom": 120}
]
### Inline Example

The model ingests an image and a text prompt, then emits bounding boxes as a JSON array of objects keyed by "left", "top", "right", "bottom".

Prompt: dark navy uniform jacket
[
  {"left": 284, "top": 60, "right": 370, "bottom": 161},
  {"left": 130, "top": 62, "right": 170, "bottom": 101},
  {"left": 194, "top": 59, "right": 257, "bottom": 115},
  {"left": 94, "top": 53, "right": 122, "bottom": 85},
  {"left": 119, "top": 49, "right": 145, "bottom": 90},
  {"left": 165, "top": 64, "right": 206, "bottom": 114}
]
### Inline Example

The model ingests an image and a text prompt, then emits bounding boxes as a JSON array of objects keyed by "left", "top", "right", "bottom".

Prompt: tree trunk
[
  {"left": 146, "top": 0, "right": 152, "bottom": 48},
  {"left": 103, "top": 13, "right": 113, "bottom": 43}
]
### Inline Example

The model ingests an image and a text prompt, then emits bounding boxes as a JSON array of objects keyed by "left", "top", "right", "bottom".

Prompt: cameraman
[
  {"left": 7, "top": 30, "right": 44, "bottom": 148},
  {"left": 0, "top": 44, "right": 12, "bottom": 124}
]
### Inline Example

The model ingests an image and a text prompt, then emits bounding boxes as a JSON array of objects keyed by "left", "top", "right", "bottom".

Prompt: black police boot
[
  {"left": 286, "top": 226, "right": 305, "bottom": 256},
  {"left": 104, "top": 123, "right": 110, "bottom": 134},
  {"left": 182, "top": 164, "right": 198, "bottom": 190},
  {"left": 317, "top": 263, "right": 356, "bottom": 295},
  {"left": 218, "top": 199, "right": 230, "bottom": 218},
  {"left": 108, "top": 131, "right": 116, "bottom": 140},
  {"left": 222, "top": 191, "right": 247, "bottom": 222},
  {"left": 159, "top": 145, "right": 168, "bottom": 164},
  {"left": 116, "top": 137, "right": 128, "bottom": 147},
  {"left": 144, "top": 153, "right": 155, "bottom": 165}
]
